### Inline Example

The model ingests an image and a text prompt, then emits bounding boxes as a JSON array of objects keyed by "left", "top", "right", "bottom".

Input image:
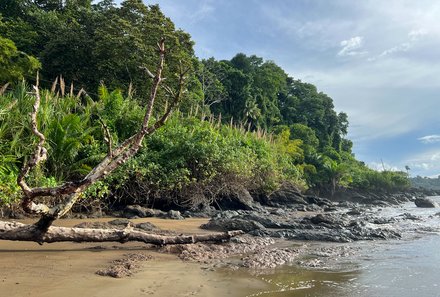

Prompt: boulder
[
  {"left": 267, "top": 183, "right": 307, "bottom": 206},
  {"left": 216, "top": 187, "right": 257, "bottom": 210},
  {"left": 201, "top": 218, "right": 264, "bottom": 233},
  {"left": 135, "top": 222, "right": 159, "bottom": 231},
  {"left": 306, "top": 196, "right": 333, "bottom": 207},
  {"left": 240, "top": 213, "right": 284, "bottom": 228},
  {"left": 108, "top": 218, "right": 132, "bottom": 226},
  {"left": 123, "top": 205, "right": 155, "bottom": 218},
  {"left": 414, "top": 198, "right": 438, "bottom": 208},
  {"left": 166, "top": 210, "right": 184, "bottom": 220}
]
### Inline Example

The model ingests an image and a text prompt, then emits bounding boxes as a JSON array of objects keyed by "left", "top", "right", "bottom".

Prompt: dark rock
[
  {"left": 371, "top": 200, "right": 392, "bottom": 207},
  {"left": 324, "top": 206, "right": 338, "bottom": 212},
  {"left": 108, "top": 218, "right": 132, "bottom": 226},
  {"left": 216, "top": 187, "right": 257, "bottom": 210},
  {"left": 295, "top": 205, "right": 308, "bottom": 212},
  {"left": 338, "top": 201, "right": 358, "bottom": 208},
  {"left": 123, "top": 205, "right": 155, "bottom": 218},
  {"left": 305, "top": 204, "right": 323, "bottom": 212},
  {"left": 166, "top": 210, "right": 184, "bottom": 220},
  {"left": 135, "top": 222, "right": 158, "bottom": 231},
  {"left": 293, "top": 231, "right": 352, "bottom": 243},
  {"left": 310, "top": 214, "right": 338, "bottom": 225},
  {"left": 213, "top": 210, "right": 240, "bottom": 219},
  {"left": 306, "top": 196, "right": 333, "bottom": 207},
  {"left": 182, "top": 206, "right": 218, "bottom": 218},
  {"left": 346, "top": 208, "right": 362, "bottom": 216},
  {"left": 153, "top": 209, "right": 167, "bottom": 217},
  {"left": 240, "top": 213, "right": 284, "bottom": 228},
  {"left": 201, "top": 218, "right": 265, "bottom": 232},
  {"left": 266, "top": 183, "right": 307, "bottom": 207},
  {"left": 414, "top": 198, "right": 438, "bottom": 208}
]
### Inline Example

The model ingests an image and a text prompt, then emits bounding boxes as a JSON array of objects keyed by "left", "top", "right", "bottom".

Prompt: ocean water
[{"left": 238, "top": 196, "right": 440, "bottom": 297}]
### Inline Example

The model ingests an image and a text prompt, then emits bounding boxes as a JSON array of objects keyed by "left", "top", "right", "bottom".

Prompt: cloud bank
[{"left": 418, "top": 135, "right": 440, "bottom": 144}]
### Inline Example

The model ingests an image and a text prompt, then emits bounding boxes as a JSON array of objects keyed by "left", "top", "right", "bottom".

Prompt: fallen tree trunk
[{"left": 0, "top": 221, "right": 243, "bottom": 245}]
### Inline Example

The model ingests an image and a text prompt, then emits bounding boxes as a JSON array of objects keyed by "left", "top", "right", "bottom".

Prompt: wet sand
[{"left": 0, "top": 218, "right": 266, "bottom": 297}]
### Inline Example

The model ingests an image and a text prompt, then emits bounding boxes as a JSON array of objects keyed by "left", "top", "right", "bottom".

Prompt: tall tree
[{"left": 0, "top": 35, "right": 40, "bottom": 83}]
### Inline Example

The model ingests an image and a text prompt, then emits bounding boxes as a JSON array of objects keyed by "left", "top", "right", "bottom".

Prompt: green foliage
[
  {"left": 107, "top": 115, "right": 305, "bottom": 207},
  {"left": 1, "top": 0, "right": 195, "bottom": 98},
  {"left": 0, "top": 35, "right": 40, "bottom": 83},
  {"left": 0, "top": 154, "right": 20, "bottom": 205},
  {"left": 349, "top": 162, "right": 411, "bottom": 192},
  {"left": 0, "top": 83, "right": 307, "bottom": 207}
]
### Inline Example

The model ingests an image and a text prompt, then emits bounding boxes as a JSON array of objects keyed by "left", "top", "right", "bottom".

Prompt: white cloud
[
  {"left": 404, "top": 149, "right": 440, "bottom": 176},
  {"left": 368, "top": 28, "right": 428, "bottom": 61},
  {"left": 418, "top": 135, "right": 440, "bottom": 144},
  {"left": 374, "top": 42, "right": 411, "bottom": 60},
  {"left": 338, "top": 36, "right": 367, "bottom": 56},
  {"left": 431, "top": 152, "right": 440, "bottom": 161},
  {"left": 409, "top": 29, "right": 428, "bottom": 41}
]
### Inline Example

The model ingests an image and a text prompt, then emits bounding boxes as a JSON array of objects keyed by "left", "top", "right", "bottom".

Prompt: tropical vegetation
[{"left": 0, "top": 0, "right": 410, "bottom": 208}]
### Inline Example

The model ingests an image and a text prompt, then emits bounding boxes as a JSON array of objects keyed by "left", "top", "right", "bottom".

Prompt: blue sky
[{"left": 139, "top": 0, "right": 440, "bottom": 177}]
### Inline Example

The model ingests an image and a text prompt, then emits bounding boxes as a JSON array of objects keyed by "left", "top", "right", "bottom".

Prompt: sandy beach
[{"left": 0, "top": 218, "right": 266, "bottom": 297}]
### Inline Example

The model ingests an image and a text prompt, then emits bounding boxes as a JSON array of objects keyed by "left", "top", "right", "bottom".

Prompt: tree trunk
[{"left": 0, "top": 221, "right": 243, "bottom": 245}]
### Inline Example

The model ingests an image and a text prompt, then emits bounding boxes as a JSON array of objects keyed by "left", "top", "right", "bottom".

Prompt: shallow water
[
  {"left": 232, "top": 196, "right": 440, "bottom": 297},
  {"left": 222, "top": 233, "right": 440, "bottom": 297}
]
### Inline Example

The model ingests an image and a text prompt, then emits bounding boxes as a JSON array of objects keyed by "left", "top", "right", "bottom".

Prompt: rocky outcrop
[
  {"left": 201, "top": 218, "right": 265, "bottom": 233},
  {"left": 265, "top": 183, "right": 308, "bottom": 206},
  {"left": 414, "top": 198, "right": 438, "bottom": 208},
  {"left": 123, "top": 205, "right": 156, "bottom": 218},
  {"left": 216, "top": 187, "right": 260, "bottom": 210},
  {"left": 201, "top": 206, "right": 403, "bottom": 243},
  {"left": 165, "top": 210, "right": 185, "bottom": 220}
]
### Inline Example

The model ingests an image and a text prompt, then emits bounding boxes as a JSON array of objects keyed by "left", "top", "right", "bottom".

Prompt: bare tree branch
[
  {"left": 17, "top": 73, "right": 48, "bottom": 198},
  {"left": 98, "top": 116, "right": 113, "bottom": 157},
  {"left": 147, "top": 63, "right": 189, "bottom": 135},
  {"left": 139, "top": 66, "right": 155, "bottom": 79}
]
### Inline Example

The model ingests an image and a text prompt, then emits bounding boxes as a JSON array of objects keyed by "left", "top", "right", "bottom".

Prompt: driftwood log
[{"left": 0, "top": 221, "right": 244, "bottom": 245}]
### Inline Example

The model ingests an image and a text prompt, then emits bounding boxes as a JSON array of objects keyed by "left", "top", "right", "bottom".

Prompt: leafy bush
[{"left": 107, "top": 115, "right": 305, "bottom": 208}]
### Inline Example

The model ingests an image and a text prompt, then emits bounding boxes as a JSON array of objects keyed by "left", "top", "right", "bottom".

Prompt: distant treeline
[
  {"left": 411, "top": 176, "right": 440, "bottom": 191},
  {"left": 0, "top": 0, "right": 410, "bottom": 207}
]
